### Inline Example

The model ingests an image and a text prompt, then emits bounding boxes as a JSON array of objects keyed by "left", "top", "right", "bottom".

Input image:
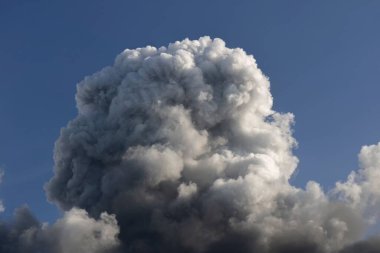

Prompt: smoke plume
[{"left": 3, "top": 37, "right": 380, "bottom": 252}]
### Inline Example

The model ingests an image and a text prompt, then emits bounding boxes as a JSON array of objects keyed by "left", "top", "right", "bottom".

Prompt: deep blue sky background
[{"left": 1, "top": 0, "right": 380, "bottom": 222}]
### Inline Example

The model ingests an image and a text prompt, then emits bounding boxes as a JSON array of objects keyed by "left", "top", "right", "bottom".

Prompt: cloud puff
[
  {"left": 334, "top": 143, "right": 380, "bottom": 222},
  {"left": 0, "top": 206, "right": 119, "bottom": 253}
]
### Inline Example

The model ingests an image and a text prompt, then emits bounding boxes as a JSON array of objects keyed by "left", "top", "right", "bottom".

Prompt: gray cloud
[
  {"left": 339, "top": 236, "right": 380, "bottom": 253},
  {"left": 42, "top": 37, "right": 380, "bottom": 252},
  {"left": 2, "top": 37, "right": 380, "bottom": 253},
  {"left": 0, "top": 206, "right": 119, "bottom": 253}
]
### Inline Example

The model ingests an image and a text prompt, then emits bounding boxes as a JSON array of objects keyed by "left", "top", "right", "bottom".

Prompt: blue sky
[{"left": 1, "top": 0, "right": 380, "bottom": 223}]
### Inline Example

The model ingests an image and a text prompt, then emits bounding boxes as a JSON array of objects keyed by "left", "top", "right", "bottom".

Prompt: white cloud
[{"left": 51, "top": 208, "right": 120, "bottom": 253}]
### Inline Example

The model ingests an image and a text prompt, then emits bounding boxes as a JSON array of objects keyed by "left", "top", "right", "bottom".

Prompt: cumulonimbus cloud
[{"left": 2, "top": 37, "right": 380, "bottom": 253}]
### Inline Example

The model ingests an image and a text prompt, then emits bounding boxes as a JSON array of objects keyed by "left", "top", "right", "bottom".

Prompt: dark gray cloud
[
  {"left": 2, "top": 37, "right": 380, "bottom": 253},
  {"left": 339, "top": 236, "right": 380, "bottom": 253}
]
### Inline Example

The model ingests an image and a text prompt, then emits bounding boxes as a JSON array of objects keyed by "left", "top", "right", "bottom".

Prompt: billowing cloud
[
  {"left": 0, "top": 206, "right": 119, "bottom": 253},
  {"left": 335, "top": 143, "right": 380, "bottom": 214},
  {"left": 0, "top": 37, "right": 379, "bottom": 252},
  {"left": 41, "top": 37, "right": 380, "bottom": 252}
]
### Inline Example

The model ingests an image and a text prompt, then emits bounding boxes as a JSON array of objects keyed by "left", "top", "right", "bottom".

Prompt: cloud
[
  {"left": 0, "top": 169, "right": 4, "bottom": 213},
  {"left": 334, "top": 142, "right": 380, "bottom": 226},
  {"left": 339, "top": 236, "right": 380, "bottom": 253},
  {"left": 0, "top": 37, "right": 378, "bottom": 252},
  {"left": 40, "top": 37, "right": 380, "bottom": 252},
  {"left": 0, "top": 206, "right": 119, "bottom": 253},
  {"left": 49, "top": 208, "right": 120, "bottom": 253}
]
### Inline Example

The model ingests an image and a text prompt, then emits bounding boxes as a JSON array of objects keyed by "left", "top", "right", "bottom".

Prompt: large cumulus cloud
[
  {"left": 3, "top": 37, "right": 380, "bottom": 253},
  {"left": 42, "top": 37, "right": 380, "bottom": 252}
]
